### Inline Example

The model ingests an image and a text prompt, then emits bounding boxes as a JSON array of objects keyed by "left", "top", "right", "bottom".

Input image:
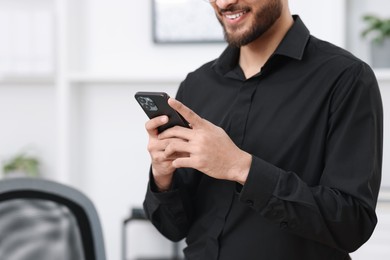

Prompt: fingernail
[{"left": 161, "top": 116, "right": 169, "bottom": 123}]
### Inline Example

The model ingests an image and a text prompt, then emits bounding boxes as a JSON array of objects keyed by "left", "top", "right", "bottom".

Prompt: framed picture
[{"left": 152, "top": 0, "right": 225, "bottom": 43}]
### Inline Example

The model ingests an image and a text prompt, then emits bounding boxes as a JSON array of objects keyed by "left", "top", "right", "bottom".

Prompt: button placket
[{"left": 228, "top": 79, "right": 259, "bottom": 147}]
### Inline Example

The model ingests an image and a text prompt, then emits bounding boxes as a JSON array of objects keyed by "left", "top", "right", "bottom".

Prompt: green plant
[
  {"left": 2, "top": 153, "right": 40, "bottom": 177},
  {"left": 361, "top": 14, "right": 390, "bottom": 44}
]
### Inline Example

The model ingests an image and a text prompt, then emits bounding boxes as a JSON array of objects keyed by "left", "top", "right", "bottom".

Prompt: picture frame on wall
[{"left": 152, "top": 0, "right": 225, "bottom": 44}]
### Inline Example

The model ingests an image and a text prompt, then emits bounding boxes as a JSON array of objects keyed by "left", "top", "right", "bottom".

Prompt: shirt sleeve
[
  {"left": 238, "top": 62, "right": 383, "bottom": 253},
  {"left": 143, "top": 169, "right": 191, "bottom": 242}
]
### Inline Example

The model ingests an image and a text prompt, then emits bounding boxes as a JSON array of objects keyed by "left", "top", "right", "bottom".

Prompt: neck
[{"left": 239, "top": 12, "right": 294, "bottom": 79}]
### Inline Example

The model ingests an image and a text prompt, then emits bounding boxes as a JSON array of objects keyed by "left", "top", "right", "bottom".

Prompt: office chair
[{"left": 0, "top": 177, "right": 106, "bottom": 260}]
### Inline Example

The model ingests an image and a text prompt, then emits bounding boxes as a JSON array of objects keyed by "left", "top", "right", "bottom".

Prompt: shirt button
[
  {"left": 280, "top": 222, "right": 288, "bottom": 229},
  {"left": 246, "top": 199, "right": 254, "bottom": 206}
]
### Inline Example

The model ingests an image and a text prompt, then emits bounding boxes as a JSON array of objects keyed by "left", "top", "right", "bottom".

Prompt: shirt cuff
[
  {"left": 239, "top": 156, "right": 281, "bottom": 211},
  {"left": 147, "top": 169, "right": 180, "bottom": 203}
]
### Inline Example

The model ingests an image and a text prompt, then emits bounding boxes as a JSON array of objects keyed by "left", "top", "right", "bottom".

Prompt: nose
[{"left": 214, "top": 0, "right": 238, "bottom": 9}]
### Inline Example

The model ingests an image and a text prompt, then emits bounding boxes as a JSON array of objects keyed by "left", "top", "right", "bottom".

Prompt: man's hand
[
  {"left": 145, "top": 115, "right": 189, "bottom": 191},
  {"left": 158, "top": 98, "right": 252, "bottom": 185}
]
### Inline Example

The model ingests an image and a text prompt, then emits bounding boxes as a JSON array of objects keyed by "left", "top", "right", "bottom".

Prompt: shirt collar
[
  {"left": 274, "top": 15, "right": 310, "bottom": 60},
  {"left": 213, "top": 15, "right": 310, "bottom": 76}
]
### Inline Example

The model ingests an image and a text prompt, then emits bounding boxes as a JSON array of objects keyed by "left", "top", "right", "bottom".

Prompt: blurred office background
[{"left": 0, "top": 0, "right": 389, "bottom": 259}]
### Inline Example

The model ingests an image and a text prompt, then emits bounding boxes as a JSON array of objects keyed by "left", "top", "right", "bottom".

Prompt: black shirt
[{"left": 143, "top": 16, "right": 383, "bottom": 260}]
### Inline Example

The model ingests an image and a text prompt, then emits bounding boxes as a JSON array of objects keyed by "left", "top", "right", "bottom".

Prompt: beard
[{"left": 216, "top": 0, "right": 283, "bottom": 47}]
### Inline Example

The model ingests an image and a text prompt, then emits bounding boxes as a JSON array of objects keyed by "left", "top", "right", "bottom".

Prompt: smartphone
[{"left": 134, "top": 91, "right": 190, "bottom": 133}]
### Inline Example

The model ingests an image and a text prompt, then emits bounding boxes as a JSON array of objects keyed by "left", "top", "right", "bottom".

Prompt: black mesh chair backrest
[{"left": 0, "top": 177, "right": 106, "bottom": 260}]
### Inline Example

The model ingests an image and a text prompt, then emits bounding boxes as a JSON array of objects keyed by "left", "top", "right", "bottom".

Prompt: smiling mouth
[{"left": 224, "top": 11, "right": 247, "bottom": 20}]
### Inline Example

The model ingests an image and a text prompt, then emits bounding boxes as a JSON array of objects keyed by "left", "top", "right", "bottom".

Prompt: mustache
[{"left": 218, "top": 5, "right": 251, "bottom": 14}]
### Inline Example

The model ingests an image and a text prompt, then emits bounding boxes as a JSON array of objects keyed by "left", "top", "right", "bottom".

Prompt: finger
[
  {"left": 165, "top": 152, "right": 190, "bottom": 160},
  {"left": 147, "top": 138, "right": 170, "bottom": 153},
  {"left": 168, "top": 98, "right": 202, "bottom": 127},
  {"left": 145, "top": 116, "right": 169, "bottom": 135},
  {"left": 164, "top": 141, "right": 191, "bottom": 158},
  {"left": 151, "top": 151, "right": 173, "bottom": 163},
  {"left": 172, "top": 157, "right": 194, "bottom": 169},
  {"left": 158, "top": 125, "right": 193, "bottom": 141}
]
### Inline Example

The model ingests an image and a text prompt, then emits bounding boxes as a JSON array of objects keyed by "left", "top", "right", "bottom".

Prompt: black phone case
[{"left": 135, "top": 91, "right": 190, "bottom": 133}]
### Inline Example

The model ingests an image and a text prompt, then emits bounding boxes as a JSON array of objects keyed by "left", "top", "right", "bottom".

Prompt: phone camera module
[{"left": 138, "top": 97, "right": 158, "bottom": 111}]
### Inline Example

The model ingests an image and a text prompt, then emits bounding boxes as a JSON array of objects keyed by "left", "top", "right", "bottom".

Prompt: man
[{"left": 142, "top": 0, "right": 383, "bottom": 259}]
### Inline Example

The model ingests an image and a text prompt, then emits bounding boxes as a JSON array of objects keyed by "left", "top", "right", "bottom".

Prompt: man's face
[{"left": 212, "top": 0, "right": 283, "bottom": 47}]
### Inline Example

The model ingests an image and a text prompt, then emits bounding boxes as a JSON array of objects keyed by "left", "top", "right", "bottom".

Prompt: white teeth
[{"left": 225, "top": 11, "right": 246, "bottom": 20}]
